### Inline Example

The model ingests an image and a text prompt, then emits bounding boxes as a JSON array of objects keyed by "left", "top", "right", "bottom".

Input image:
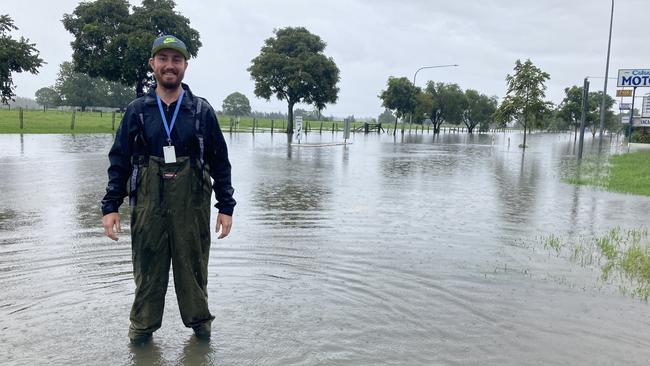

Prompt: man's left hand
[{"left": 216, "top": 213, "right": 232, "bottom": 239}]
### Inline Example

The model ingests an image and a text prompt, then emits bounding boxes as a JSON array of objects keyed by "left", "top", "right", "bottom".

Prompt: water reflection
[
  {"left": 491, "top": 151, "right": 541, "bottom": 225},
  {"left": 129, "top": 341, "right": 163, "bottom": 365}
]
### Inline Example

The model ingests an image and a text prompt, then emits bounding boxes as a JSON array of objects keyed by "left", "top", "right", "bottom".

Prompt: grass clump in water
[{"left": 540, "top": 227, "right": 650, "bottom": 300}]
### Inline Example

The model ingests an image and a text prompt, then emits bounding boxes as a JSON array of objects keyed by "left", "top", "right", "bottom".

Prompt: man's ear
[{"left": 148, "top": 58, "right": 155, "bottom": 70}]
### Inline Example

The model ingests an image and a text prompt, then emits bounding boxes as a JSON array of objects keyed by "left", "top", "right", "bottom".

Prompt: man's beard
[
  {"left": 159, "top": 78, "right": 182, "bottom": 90},
  {"left": 157, "top": 70, "right": 184, "bottom": 90}
]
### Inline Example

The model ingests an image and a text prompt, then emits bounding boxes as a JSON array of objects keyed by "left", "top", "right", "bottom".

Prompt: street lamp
[
  {"left": 598, "top": 0, "right": 614, "bottom": 146},
  {"left": 408, "top": 64, "right": 459, "bottom": 127}
]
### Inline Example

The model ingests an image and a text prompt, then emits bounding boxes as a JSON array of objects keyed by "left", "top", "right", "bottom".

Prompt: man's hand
[
  {"left": 102, "top": 212, "right": 121, "bottom": 241},
  {"left": 215, "top": 213, "right": 232, "bottom": 239}
]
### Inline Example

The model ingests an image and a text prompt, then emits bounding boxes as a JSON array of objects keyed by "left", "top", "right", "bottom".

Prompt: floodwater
[{"left": 1, "top": 130, "right": 649, "bottom": 365}]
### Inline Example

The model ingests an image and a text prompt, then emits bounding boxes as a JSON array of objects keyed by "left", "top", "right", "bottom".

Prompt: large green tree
[
  {"left": 559, "top": 86, "right": 617, "bottom": 139},
  {"left": 377, "top": 109, "right": 395, "bottom": 124},
  {"left": 35, "top": 87, "right": 61, "bottom": 109},
  {"left": 54, "top": 61, "right": 134, "bottom": 110},
  {"left": 420, "top": 82, "right": 465, "bottom": 134},
  {"left": 0, "top": 15, "right": 44, "bottom": 104},
  {"left": 494, "top": 59, "right": 552, "bottom": 148},
  {"left": 379, "top": 76, "right": 418, "bottom": 135},
  {"left": 587, "top": 91, "right": 616, "bottom": 137},
  {"left": 462, "top": 89, "right": 497, "bottom": 134},
  {"left": 95, "top": 77, "right": 135, "bottom": 110},
  {"left": 55, "top": 62, "right": 98, "bottom": 111},
  {"left": 248, "top": 27, "right": 340, "bottom": 134},
  {"left": 222, "top": 92, "right": 251, "bottom": 117},
  {"left": 62, "top": 0, "right": 201, "bottom": 97},
  {"left": 558, "top": 85, "right": 583, "bottom": 140}
]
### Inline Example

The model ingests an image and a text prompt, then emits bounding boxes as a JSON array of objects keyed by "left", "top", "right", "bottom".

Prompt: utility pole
[
  {"left": 578, "top": 78, "right": 590, "bottom": 159},
  {"left": 599, "top": 0, "right": 615, "bottom": 147}
]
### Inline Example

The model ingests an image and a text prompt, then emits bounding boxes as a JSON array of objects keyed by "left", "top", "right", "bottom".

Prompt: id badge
[{"left": 163, "top": 145, "right": 177, "bottom": 164}]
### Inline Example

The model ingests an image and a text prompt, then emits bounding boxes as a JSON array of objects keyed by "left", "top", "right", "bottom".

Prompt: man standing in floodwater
[{"left": 100, "top": 35, "right": 236, "bottom": 344}]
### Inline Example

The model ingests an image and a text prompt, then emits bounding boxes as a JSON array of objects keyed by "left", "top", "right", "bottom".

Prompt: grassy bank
[
  {"left": 566, "top": 151, "right": 650, "bottom": 196},
  {"left": 0, "top": 108, "right": 376, "bottom": 134}
]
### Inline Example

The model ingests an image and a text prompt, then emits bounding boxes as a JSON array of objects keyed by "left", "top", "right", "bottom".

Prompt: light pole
[
  {"left": 598, "top": 0, "right": 614, "bottom": 146},
  {"left": 408, "top": 64, "right": 459, "bottom": 128}
]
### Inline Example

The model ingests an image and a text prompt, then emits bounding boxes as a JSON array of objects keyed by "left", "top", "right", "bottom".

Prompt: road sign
[
  {"left": 643, "top": 96, "right": 650, "bottom": 117},
  {"left": 622, "top": 116, "right": 630, "bottom": 124},
  {"left": 616, "top": 89, "right": 633, "bottom": 97},
  {"left": 618, "top": 69, "right": 650, "bottom": 87},
  {"left": 632, "top": 117, "right": 650, "bottom": 127},
  {"left": 619, "top": 103, "right": 632, "bottom": 110}
]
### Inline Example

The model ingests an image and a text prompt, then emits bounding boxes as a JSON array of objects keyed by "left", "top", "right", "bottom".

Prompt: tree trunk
[
  {"left": 574, "top": 126, "right": 578, "bottom": 141},
  {"left": 136, "top": 79, "right": 144, "bottom": 98},
  {"left": 522, "top": 122, "right": 527, "bottom": 148},
  {"left": 467, "top": 124, "right": 475, "bottom": 134},
  {"left": 393, "top": 115, "right": 398, "bottom": 136},
  {"left": 287, "top": 101, "right": 294, "bottom": 134},
  {"left": 433, "top": 120, "right": 442, "bottom": 134}
]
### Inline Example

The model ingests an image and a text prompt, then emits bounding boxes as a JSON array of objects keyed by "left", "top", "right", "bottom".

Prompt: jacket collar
[{"left": 144, "top": 83, "right": 194, "bottom": 110}]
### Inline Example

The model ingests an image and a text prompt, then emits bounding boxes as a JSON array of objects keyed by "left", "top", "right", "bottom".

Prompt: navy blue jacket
[{"left": 101, "top": 84, "right": 236, "bottom": 216}]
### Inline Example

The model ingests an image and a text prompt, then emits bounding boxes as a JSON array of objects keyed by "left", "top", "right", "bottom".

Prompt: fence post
[
  {"left": 71, "top": 110, "right": 76, "bottom": 130},
  {"left": 271, "top": 119, "right": 274, "bottom": 134},
  {"left": 19, "top": 107, "right": 24, "bottom": 129},
  {"left": 112, "top": 112, "right": 116, "bottom": 130}
]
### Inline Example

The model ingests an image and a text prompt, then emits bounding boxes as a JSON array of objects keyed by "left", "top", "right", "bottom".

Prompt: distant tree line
[
  {"left": 378, "top": 58, "right": 622, "bottom": 147},
  {"left": 380, "top": 77, "right": 497, "bottom": 134},
  {"left": 35, "top": 62, "right": 134, "bottom": 111}
]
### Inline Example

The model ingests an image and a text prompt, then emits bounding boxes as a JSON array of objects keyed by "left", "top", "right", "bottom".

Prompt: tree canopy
[
  {"left": 462, "top": 89, "right": 497, "bottom": 133},
  {"left": 222, "top": 92, "right": 251, "bottom": 117},
  {"left": 494, "top": 59, "right": 552, "bottom": 148},
  {"left": 54, "top": 61, "right": 134, "bottom": 111},
  {"left": 379, "top": 76, "right": 418, "bottom": 134},
  {"left": 248, "top": 26, "right": 340, "bottom": 133},
  {"left": 0, "top": 14, "right": 44, "bottom": 104},
  {"left": 558, "top": 85, "right": 617, "bottom": 138},
  {"left": 35, "top": 87, "right": 61, "bottom": 109},
  {"left": 420, "top": 82, "right": 465, "bottom": 133},
  {"left": 62, "top": 0, "right": 201, "bottom": 96},
  {"left": 378, "top": 109, "right": 395, "bottom": 124}
]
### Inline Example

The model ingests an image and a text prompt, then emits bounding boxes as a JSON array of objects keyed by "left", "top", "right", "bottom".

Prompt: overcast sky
[{"left": 5, "top": 0, "right": 650, "bottom": 118}]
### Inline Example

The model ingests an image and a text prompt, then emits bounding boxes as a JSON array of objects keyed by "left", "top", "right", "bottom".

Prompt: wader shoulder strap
[
  {"left": 130, "top": 99, "right": 148, "bottom": 207},
  {"left": 195, "top": 97, "right": 205, "bottom": 168}
]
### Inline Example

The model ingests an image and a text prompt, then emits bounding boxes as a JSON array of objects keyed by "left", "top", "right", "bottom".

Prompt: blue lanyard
[{"left": 156, "top": 89, "right": 185, "bottom": 145}]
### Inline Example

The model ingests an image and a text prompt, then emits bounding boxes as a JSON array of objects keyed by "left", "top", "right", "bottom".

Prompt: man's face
[{"left": 149, "top": 49, "right": 188, "bottom": 90}]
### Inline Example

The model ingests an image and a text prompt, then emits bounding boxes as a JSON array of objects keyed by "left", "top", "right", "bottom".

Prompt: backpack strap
[
  {"left": 195, "top": 97, "right": 205, "bottom": 168},
  {"left": 129, "top": 98, "right": 148, "bottom": 207}
]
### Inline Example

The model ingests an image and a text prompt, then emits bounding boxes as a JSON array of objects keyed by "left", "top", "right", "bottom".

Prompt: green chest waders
[{"left": 128, "top": 155, "right": 214, "bottom": 338}]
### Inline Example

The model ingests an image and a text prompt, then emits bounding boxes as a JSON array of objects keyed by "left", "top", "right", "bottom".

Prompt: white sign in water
[
  {"left": 618, "top": 69, "right": 650, "bottom": 87},
  {"left": 294, "top": 116, "right": 303, "bottom": 143}
]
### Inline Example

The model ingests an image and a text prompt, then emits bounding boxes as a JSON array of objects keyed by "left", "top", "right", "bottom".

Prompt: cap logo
[{"left": 163, "top": 37, "right": 176, "bottom": 44}]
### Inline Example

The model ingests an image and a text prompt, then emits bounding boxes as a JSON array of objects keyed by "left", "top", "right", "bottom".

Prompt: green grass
[
  {"left": 540, "top": 227, "right": 650, "bottom": 300},
  {"left": 0, "top": 109, "right": 379, "bottom": 134},
  {"left": 565, "top": 151, "right": 650, "bottom": 196},
  {"left": 0, "top": 108, "right": 122, "bottom": 133}
]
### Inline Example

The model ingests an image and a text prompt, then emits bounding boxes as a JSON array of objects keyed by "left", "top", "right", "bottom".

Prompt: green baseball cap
[{"left": 151, "top": 35, "right": 190, "bottom": 59}]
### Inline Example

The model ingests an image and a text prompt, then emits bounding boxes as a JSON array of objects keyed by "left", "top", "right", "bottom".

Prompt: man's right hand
[{"left": 102, "top": 212, "right": 121, "bottom": 241}]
